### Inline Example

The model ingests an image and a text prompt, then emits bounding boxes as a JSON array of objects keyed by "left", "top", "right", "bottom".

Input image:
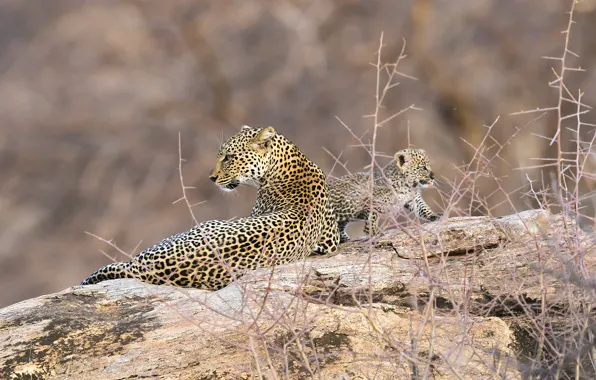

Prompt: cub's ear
[
  {"left": 241, "top": 125, "right": 252, "bottom": 131},
  {"left": 251, "top": 126, "right": 276, "bottom": 150},
  {"left": 394, "top": 149, "right": 409, "bottom": 170}
]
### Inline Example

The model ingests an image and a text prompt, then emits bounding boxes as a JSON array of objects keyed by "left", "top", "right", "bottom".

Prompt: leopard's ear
[
  {"left": 241, "top": 125, "right": 252, "bottom": 131},
  {"left": 251, "top": 126, "right": 276, "bottom": 151},
  {"left": 394, "top": 149, "right": 409, "bottom": 170}
]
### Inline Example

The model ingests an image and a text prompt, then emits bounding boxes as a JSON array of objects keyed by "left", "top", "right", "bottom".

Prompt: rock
[
  {"left": 1, "top": 280, "right": 518, "bottom": 379},
  {"left": 1, "top": 210, "right": 590, "bottom": 379}
]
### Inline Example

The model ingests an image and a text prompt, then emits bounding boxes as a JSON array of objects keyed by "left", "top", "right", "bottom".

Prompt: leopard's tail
[{"left": 80, "top": 262, "right": 133, "bottom": 285}]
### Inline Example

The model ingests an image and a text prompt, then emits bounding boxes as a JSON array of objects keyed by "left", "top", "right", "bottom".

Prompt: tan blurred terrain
[{"left": 1, "top": 0, "right": 595, "bottom": 307}]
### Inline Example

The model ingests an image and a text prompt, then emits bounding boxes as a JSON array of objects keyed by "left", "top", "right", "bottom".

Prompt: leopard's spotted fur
[{"left": 81, "top": 126, "right": 339, "bottom": 289}]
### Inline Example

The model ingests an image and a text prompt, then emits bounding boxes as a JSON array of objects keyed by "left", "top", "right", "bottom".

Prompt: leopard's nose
[
  {"left": 430, "top": 171, "right": 435, "bottom": 180},
  {"left": 209, "top": 175, "right": 218, "bottom": 182}
]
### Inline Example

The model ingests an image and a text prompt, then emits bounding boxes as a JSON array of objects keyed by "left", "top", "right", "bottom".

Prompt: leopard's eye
[{"left": 223, "top": 154, "right": 235, "bottom": 161}]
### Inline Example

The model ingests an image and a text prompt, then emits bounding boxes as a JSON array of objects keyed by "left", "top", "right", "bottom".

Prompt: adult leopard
[{"left": 81, "top": 126, "right": 339, "bottom": 289}]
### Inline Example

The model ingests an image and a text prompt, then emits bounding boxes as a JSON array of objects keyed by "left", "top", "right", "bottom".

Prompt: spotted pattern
[
  {"left": 81, "top": 126, "right": 340, "bottom": 289},
  {"left": 328, "top": 148, "right": 442, "bottom": 242}
]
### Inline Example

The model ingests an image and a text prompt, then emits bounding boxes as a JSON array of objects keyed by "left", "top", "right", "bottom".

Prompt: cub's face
[
  {"left": 209, "top": 125, "right": 276, "bottom": 191},
  {"left": 394, "top": 149, "right": 436, "bottom": 189}
]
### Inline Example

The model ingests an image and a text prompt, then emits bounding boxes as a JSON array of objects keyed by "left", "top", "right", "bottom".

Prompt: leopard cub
[{"left": 328, "top": 149, "right": 442, "bottom": 242}]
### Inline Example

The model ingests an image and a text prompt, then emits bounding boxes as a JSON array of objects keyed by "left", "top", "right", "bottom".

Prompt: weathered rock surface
[{"left": 1, "top": 210, "right": 591, "bottom": 379}]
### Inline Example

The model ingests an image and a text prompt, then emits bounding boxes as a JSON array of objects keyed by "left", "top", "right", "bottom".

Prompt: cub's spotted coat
[{"left": 328, "top": 149, "right": 442, "bottom": 242}]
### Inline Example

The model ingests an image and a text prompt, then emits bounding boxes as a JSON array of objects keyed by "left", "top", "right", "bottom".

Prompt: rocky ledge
[{"left": 1, "top": 210, "right": 592, "bottom": 379}]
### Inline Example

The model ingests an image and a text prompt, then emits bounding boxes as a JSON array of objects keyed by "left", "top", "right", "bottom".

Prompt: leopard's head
[
  {"left": 209, "top": 125, "right": 277, "bottom": 191},
  {"left": 394, "top": 149, "right": 436, "bottom": 189}
]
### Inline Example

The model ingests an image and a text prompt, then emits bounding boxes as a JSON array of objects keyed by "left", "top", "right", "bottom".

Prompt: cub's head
[
  {"left": 394, "top": 149, "right": 436, "bottom": 189},
  {"left": 209, "top": 125, "right": 276, "bottom": 191}
]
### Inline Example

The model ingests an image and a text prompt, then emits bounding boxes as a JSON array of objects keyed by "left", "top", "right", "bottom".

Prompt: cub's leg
[
  {"left": 356, "top": 210, "right": 379, "bottom": 239},
  {"left": 362, "top": 211, "right": 379, "bottom": 237},
  {"left": 337, "top": 220, "right": 350, "bottom": 244},
  {"left": 405, "top": 192, "right": 442, "bottom": 221}
]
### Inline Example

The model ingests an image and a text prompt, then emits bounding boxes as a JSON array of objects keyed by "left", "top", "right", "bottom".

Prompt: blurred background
[{"left": 1, "top": 0, "right": 595, "bottom": 307}]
